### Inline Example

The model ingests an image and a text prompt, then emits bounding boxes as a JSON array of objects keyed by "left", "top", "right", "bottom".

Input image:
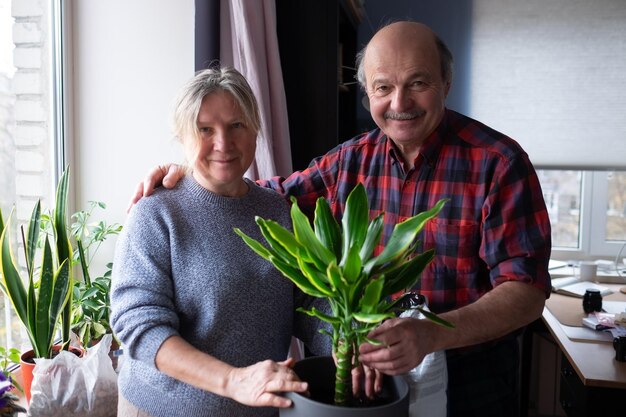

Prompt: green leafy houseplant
[
  {"left": 68, "top": 201, "right": 122, "bottom": 347},
  {"left": 0, "top": 346, "right": 26, "bottom": 417},
  {"left": 0, "top": 167, "right": 73, "bottom": 359},
  {"left": 235, "top": 183, "right": 452, "bottom": 406}
]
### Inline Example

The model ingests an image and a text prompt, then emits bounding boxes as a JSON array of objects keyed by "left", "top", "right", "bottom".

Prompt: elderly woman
[{"left": 111, "top": 67, "right": 329, "bottom": 417}]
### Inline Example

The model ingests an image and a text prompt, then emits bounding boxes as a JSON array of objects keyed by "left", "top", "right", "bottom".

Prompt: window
[
  {"left": 606, "top": 172, "right": 626, "bottom": 242},
  {"left": 537, "top": 170, "right": 581, "bottom": 249},
  {"left": 469, "top": 0, "right": 626, "bottom": 261},
  {"left": 0, "top": 0, "right": 67, "bottom": 352},
  {"left": 538, "top": 170, "right": 626, "bottom": 259}
]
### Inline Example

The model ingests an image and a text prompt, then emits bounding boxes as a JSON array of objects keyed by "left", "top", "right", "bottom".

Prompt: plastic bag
[
  {"left": 29, "top": 334, "right": 118, "bottom": 417},
  {"left": 400, "top": 303, "right": 448, "bottom": 417}
]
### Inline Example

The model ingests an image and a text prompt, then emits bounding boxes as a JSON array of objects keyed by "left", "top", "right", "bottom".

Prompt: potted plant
[
  {"left": 67, "top": 201, "right": 122, "bottom": 349},
  {"left": 235, "top": 183, "right": 452, "bottom": 415},
  {"left": 0, "top": 347, "right": 26, "bottom": 416},
  {"left": 0, "top": 167, "right": 75, "bottom": 403}
]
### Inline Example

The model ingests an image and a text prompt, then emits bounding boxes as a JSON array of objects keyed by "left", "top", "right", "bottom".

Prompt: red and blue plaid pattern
[{"left": 260, "top": 109, "right": 551, "bottom": 314}]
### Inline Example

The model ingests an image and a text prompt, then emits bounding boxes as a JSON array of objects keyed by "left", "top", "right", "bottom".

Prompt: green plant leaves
[
  {"left": 359, "top": 213, "right": 383, "bottom": 262},
  {"left": 340, "top": 184, "right": 368, "bottom": 264},
  {"left": 26, "top": 201, "right": 41, "bottom": 276},
  {"left": 0, "top": 167, "right": 74, "bottom": 358},
  {"left": 314, "top": 198, "right": 341, "bottom": 260},
  {"left": 296, "top": 307, "right": 342, "bottom": 325},
  {"left": 369, "top": 198, "right": 448, "bottom": 269},
  {"left": 358, "top": 277, "right": 384, "bottom": 314},
  {"left": 54, "top": 167, "right": 73, "bottom": 351},
  {"left": 291, "top": 196, "right": 335, "bottom": 267},
  {"left": 0, "top": 212, "right": 29, "bottom": 328},
  {"left": 353, "top": 312, "right": 395, "bottom": 323},
  {"left": 379, "top": 249, "right": 436, "bottom": 298},
  {"left": 415, "top": 307, "right": 455, "bottom": 328},
  {"left": 234, "top": 182, "right": 451, "bottom": 405},
  {"left": 34, "top": 238, "right": 54, "bottom": 357}
]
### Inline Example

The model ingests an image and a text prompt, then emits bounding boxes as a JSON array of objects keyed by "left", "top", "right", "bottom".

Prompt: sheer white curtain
[{"left": 220, "top": 0, "right": 292, "bottom": 180}]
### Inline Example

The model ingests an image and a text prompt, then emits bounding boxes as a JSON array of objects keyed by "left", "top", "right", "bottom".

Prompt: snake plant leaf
[
  {"left": 380, "top": 249, "right": 435, "bottom": 298},
  {"left": 53, "top": 167, "right": 73, "bottom": 351},
  {"left": 340, "top": 183, "right": 369, "bottom": 264},
  {"left": 297, "top": 257, "right": 333, "bottom": 296},
  {"left": 290, "top": 197, "right": 335, "bottom": 267},
  {"left": 314, "top": 197, "right": 342, "bottom": 261},
  {"left": 268, "top": 255, "right": 326, "bottom": 298},
  {"left": 371, "top": 199, "right": 448, "bottom": 268},
  {"left": 0, "top": 213, "right": 28, "bottom": 327},
  {"left": 359, "top": 212, "right": 384, "bottom": 262},
  {"left": 54, "top": 167, "right": 72, "bottom": 262},
  {"left": 353, "top": 312, "right": 395, "bottom": 324},
  {"left": 34, "top": 237, "right": 55, "bottom": 356},
  {"left": 48, "top": 259, "right": 71, "bottom": 352},
  {"left": 26, "top": 200, "right": 41, "bottom": 275},
  {"left": 76, "top": 239, "right": 91, "bottom": 286},
  {"left": 415, "top": 307, "right": 455, "bottom": 328},
  {"left": 358, "top": 277, "right": 384, "bottom": 314},
  {"left": 233, "top": 228, "right": 272, "bottom": 261},
  {"left": 296, "top": 306, "right": 342, "bottom": 325}
]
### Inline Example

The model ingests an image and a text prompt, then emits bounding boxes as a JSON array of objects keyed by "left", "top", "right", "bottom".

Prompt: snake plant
[
  {"left": 0, "top": 167, "right": 73, "bottom": 359},
  {"left": 235, "top": 183, "right": 451, "bottom": 406}
]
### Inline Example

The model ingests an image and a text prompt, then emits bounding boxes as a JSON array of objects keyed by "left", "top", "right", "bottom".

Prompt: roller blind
[{"left": 468, "top": 0, "right": 626, "bottom": 169}]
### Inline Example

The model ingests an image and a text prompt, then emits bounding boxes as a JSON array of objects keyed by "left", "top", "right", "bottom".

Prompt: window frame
[
  {"left": 51, "top": 0, "right": 71, "bottom": 186},
  {"left": 550, "top": 171, "right": 626, "bottom": 261}
]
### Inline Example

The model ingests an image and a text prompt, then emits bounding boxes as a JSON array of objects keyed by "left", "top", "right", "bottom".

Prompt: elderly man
[{"left": 132, "top": 21, "right": 551, "bottom": 416}]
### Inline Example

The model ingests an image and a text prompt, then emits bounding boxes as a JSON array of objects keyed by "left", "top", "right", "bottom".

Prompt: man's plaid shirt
[{"left": 260, "top": 108, "right": 551, "bottom": 314}]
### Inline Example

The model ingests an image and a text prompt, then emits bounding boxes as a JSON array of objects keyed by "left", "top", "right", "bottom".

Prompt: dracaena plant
[
  {"left": 234, "top": 183, "right": 452, "bottom": 406},
  {"left": 0, "top": 167, "right": 73, "bottom": 359}
]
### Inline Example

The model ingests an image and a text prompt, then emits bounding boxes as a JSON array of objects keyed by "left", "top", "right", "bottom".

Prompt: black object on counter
[{"left": 582, "top": 288, "right": 603, "bottom": 314}]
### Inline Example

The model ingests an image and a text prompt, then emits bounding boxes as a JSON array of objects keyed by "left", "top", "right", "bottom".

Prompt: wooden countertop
[{"left": 542, "top": 283, "right": 626, "bottom": 389}]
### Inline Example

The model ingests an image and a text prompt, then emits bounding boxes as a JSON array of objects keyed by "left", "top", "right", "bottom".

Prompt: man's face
[{"left": 364, "top": 28, "right": 450, "bottom": 151}]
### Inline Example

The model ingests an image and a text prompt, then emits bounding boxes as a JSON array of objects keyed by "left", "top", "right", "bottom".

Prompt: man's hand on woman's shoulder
[{"left": 127, "top": 163, "right": 187, "bottom": 212}]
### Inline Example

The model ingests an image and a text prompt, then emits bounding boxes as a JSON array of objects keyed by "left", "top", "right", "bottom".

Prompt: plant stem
[
  {"left": 334, "top": 337, "right": 354, "bottom": 406},
  {"left": 77, "top": 239, "right": 91, "bottom": 286}
]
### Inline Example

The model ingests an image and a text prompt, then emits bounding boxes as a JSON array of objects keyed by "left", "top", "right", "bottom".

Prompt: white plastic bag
[
  {"left": 29, "top": 334, "right": 118, "bottom": 417},
  {"left": 400, "top": 306, "right": 448, "bottom": 417}
]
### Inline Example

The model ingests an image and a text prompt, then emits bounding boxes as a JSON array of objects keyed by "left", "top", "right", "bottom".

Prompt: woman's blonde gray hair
[{"left": 173, "top": 66, "right": 261, "bottom": 142}]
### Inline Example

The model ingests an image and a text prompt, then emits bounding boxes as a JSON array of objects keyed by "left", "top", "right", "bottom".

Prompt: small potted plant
[
  {"left": 235, "top": 183, "right": 452, "bottom": 415},
  {"left": 0, "top": 347, "right": 26, "bottom": 417},
  {"left": 68, "top": 201, "right": 122, "bottom": 349},
  {"left": 0, "top": 167, "right": 76, "bottom": 403}
]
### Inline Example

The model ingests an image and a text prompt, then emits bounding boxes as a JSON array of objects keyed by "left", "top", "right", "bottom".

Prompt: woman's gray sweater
[{"left": 111, "top": 176, "right": 330, "bottom": 417}]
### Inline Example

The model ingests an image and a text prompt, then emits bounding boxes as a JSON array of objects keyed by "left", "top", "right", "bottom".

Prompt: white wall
[{"left": 71, "top": 0, "right": 193, "bottom": 268}]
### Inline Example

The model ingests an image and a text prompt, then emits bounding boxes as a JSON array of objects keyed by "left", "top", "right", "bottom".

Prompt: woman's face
[{"left": 185, "top": 91, "right": 256, "bottom": 197}]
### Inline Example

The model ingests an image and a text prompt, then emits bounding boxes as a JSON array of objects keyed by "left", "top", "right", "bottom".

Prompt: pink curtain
[{"left": 220, "top": 0, "right": 292, "bottom": 179}]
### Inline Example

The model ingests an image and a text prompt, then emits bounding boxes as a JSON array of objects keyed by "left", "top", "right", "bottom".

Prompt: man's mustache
[{"left": 384, "top": 110, "right": 425, "bottom": 120}]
